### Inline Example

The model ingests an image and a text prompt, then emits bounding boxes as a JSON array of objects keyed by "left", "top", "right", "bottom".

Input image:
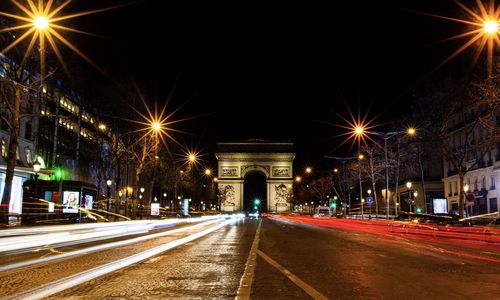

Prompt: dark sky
[{"left": 31, "top": 0, "right": 483, "bottom": 168}]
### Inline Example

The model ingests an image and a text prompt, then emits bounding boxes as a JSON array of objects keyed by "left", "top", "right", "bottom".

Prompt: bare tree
[
  {"left": 361, "top": 145, "right": 385, "bottom": 216},
  {"left": 309, "top": 175, "right": 333, "bottom": 205},
  {"left": 0, "top": 32, "right": 44, "bottom": 223}
]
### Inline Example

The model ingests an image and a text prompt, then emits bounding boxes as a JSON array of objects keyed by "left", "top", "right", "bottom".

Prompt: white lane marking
[
  {"left": 4, "top": 219, "right": 235, "bottom": 300},
  {"left": 257, "top": 249, "right": 330, "bottom": 300},
  {"left": 235, "top": 219, "right": 262, "bottom": 300},
  {"left": 0, "top": 219, "right": 222, "bottom": 273}
]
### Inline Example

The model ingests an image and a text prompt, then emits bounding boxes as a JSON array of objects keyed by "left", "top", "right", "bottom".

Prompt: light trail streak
[
  {"left": 0, "top": 216, "right": 220, "bottom": 254},
  {"left": 379, "top": 237, "right": 500, "bottom": 263},
  {"left": 6, "top": 219, "right": 235, "bottom": 300},
  {"left": 272, "top": 216, "right": 500, "bottom": 252},
  {"left": 0, "top": 218, "right": 223, "bottom": 273}
]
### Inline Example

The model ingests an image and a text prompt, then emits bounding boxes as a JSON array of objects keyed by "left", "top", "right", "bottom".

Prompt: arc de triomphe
[{"left": 215, "top": 141, "right": 295, "bottom": 213}]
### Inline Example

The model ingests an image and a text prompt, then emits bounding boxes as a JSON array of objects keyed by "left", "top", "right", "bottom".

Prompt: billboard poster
[
  {"left": 62, "top": 191, "right": 80, "bottom": 213},
  {"left": 151, "top": 203, "right": 160, "bottom": 216},
  {"left": 44, "top": 191, "right": 59, "bottom": 202},
  {"left": 182, "top": 199, "right": 189, "bottom": 216},
  {"left": 433, "top": 198, "right": 448, "bottom": 214},
  {"left": 83, "top": 194, "right": 93, "bottom": 210},
  {"left": 48, "top": 202, "right": 55, "bottom": 213}
]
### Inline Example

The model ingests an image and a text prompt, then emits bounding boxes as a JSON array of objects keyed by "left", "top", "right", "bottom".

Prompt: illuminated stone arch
[{"left": 215, "top": 141, "right": 295, "bottom": 213}]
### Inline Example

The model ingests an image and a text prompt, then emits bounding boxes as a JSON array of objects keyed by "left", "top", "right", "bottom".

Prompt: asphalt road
[
  {"left": 0, "top": 217, "right": 498, "bottom": 299},
  {"left": 252, "top": 217, "right": 500, "bottom": 300}
]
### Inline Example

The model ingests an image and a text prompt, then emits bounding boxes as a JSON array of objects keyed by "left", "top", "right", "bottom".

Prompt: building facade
[
  {"left": 442, "top": 112, "right": 499, "bottom": 215},
  {"left": 0, "top": 54, "right": 114, "bottom": 216}
]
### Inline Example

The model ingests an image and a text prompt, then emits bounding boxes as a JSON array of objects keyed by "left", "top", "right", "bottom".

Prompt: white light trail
[
  {"left": 0, "top": 219, "right": 222, "bottom": 273},
  {"left": 7, "top": 219, "right": 235, "bottom": 300},
  {"left": 0, "top": 216, "right": 220, "bottom": 254}
]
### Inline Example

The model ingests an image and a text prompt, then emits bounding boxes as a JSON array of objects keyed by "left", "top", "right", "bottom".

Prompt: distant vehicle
[
  {"left": 313, "top": 206, "right": 331, "bottom": 218},
  {"left": 244, "top": 211, "right": 260, "bottom": 218}
]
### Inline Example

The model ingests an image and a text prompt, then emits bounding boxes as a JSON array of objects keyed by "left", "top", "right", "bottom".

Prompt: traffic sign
[{"left": 367, "top": 196, "right": 373, "bottom": 206}]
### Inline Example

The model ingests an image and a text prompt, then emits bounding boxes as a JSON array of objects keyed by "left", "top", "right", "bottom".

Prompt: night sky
[{"left": 8, "top": 0, "right": 483, "bottom": 168}]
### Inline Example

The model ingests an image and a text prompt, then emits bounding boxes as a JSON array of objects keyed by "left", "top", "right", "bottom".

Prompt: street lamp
[
  {"left": 33, "top": 16, "right": 49, "bottom": 30},
  {"left": 358, "top": 127, "right": 416, "bottom": 218},
  {"left": 358, "top": 154, "right": 364, "bottom": 219},
  {"left": 406, "top": 181, "right": 412, "bottom": 212},
  {"left": 484, "top": 20, "right": 499, "bottom": 34},
  {"left": 33, "top": 161, "right": 41, "bottom": 218},
  {"left": 106, "top": 179, "right": 112, "bottom": 220}
]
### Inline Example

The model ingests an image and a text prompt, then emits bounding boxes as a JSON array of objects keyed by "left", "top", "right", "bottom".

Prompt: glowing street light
[
  {"left": 33, "top": 16, "right": 49, "bottom": 30},
  {"left": 188, "top": 154, "right": 197, "bottom": 163},
  {"left": 484, "top": 20, "right": 499, "bottom": 34},
  {"left": 418, "top": 1, "right": 500, "bottom": 77},
  {"left": 354, "top": 126, "right": 364, "bottom": 135},
  {"left": 204, "top": 168, "right": 211, "bottom": 176},
  {"left": 295, "top": 176, "right": 302, "bottom": 183},
  {"left": 407, "top": 127, "right": 416, "bottom": 136},
  {"left": 151, "top": 121, "right": 161, "bottom": 132},
  {"left": 305, "top": 167, "right": 312, "bottom": 174},
  {"left": 0, "top": 0, "right": 124, "bottom": 77}
]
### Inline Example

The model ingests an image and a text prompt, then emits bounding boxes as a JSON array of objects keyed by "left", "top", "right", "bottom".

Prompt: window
[
  {"left": 482, "top": 176, "right": 486, "bottom": 190},
  {"left": 24, "top": 121, "right": 32, "bottom": 140},
  {"left": 0, "top": 112, "right": 9, "bottom": 131},
  {"left": 448, "top": 182, "right": 452, "bottom": 196},
  {"left": 491, "top": 175, "right": 496, "bottom": 190},
  {"left": 453, "top": 181, "right": 458, "bottom": 195},
  {"left": 25, "top": 147, "right": 32, "bottom": 164},
  {"left": 489, "top": 198, "right": 498, "bottom": 212},
  {"left": 1, "top": 138, "right": 5, "bottom": 157},
  {"left": 474, "top": 178, "right": 478, "bottom": 191}
]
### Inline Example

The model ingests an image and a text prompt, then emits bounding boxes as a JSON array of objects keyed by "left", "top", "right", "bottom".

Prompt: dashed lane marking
[
  {"left": 257, "top": 249, "right": 330, "bottom": 300},
  {"left": 235, "top": 220, "right": 262, "bottom": 300}
]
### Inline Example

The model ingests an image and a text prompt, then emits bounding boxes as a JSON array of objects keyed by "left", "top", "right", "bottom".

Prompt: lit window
[
  {"left": 25, "top": 147, "right": 32, "bottom": 164},
  {"left": 1, "top": 138, "right": 5, "bottom": 157}
]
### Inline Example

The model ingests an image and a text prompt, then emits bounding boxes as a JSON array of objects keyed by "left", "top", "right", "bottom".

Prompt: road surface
[{"left": 0, "top": 216, "right": 498, "bottom": 299}]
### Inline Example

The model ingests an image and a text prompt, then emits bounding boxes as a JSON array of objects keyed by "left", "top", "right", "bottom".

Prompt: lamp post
[
  {"left": 358, "top": 154, "right": 364, "bottom": 219},
  {"left": 406, "top": 181, "right": 412, "bottom": 212},
  {"left": 354, "top": 127, "right": 416, "bottom": 219},
  {"left": 33, "top": 161, "right": 41, "bottom": 219},
  {"left": 367, "top": 189, "right": 372, "bottom": 219},
  {"left": 413, "top": 191, "right": 418, "bottom": 212},
  {"left": 106, "top": 179, "right": 112, "bottom": 220},
  {"left": 118, "top": 190, "right": 123, "bottom": 214},
  {"left": 463, "top": 184, "right": 470, "bottom": 217}
]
